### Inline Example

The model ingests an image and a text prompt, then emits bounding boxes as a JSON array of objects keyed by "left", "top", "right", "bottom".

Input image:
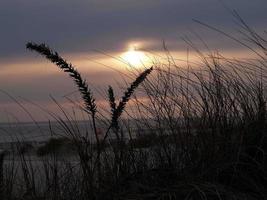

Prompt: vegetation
[
  {"left": 1, "top": 16, "right": 267, "bottom": 199},
  {"left": 36, "top": 137, "right": 73, "bottom": 156}
]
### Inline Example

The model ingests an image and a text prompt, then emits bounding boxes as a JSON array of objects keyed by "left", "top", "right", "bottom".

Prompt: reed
[
  {"left": 26, "top": 43, "right": 97, "bottom": 116},
  {"left": 111, "top": 67, "right": 153, "bottom": 130}
]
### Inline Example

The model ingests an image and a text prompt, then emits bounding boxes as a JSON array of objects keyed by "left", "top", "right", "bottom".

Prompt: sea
[
  {"left": 0, "top": 119, "right": 153, "bottom": 150},
  {"left": 0, "top": 120, "right": 106, "bottom": 151}
]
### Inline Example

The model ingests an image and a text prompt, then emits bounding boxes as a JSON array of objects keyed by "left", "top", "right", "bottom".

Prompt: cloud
[{"left": 1, "top": 0, "right": 266, "bottom": 59}]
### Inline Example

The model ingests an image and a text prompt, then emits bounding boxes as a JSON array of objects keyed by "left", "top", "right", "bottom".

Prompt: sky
[{"left": 0, "top": 0, "right": 267, "bottom": 122}]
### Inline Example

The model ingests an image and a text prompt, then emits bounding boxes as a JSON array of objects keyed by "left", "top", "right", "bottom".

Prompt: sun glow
[{"left": 121, "top": 46, "right": 147, "bottom": 66}]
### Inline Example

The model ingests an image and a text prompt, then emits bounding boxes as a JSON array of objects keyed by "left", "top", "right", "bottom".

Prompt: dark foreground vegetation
[{"left": 1, "top": 16, "right": 267, "bottom": 199}]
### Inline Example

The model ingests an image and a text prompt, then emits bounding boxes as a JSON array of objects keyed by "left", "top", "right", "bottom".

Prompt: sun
[{"left": 121, "top": 47, "right": 146, "bottom": 66}]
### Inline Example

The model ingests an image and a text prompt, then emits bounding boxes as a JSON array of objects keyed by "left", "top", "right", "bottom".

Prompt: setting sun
[{"left": 121, "top": 48, "right": 146, "bottom": 66}]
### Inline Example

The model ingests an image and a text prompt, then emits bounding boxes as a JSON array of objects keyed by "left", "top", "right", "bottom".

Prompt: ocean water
[
  {"left": 0, "top": 119, "right": 160, "bottom": 151},
  {"left": 0, "top": 121, "right": 96, "bottom": 143},
  {"left": 0, "top": 119, "right": 150, "bottom": 141}
]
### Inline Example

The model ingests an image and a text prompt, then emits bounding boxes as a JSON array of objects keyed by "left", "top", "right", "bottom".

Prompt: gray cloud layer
[{"left": 1, "top": 0, "right": 267, "bottom": 58}]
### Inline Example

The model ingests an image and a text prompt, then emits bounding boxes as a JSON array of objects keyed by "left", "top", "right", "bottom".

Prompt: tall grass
[{"left": 0, "top": 16, "right": 266, "bottom": 199}]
